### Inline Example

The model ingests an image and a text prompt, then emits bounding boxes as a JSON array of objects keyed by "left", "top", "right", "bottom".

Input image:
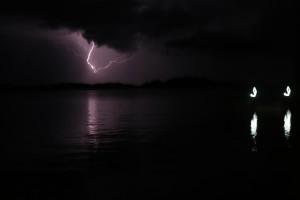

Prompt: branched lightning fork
[{"left": 87, "top": 41, "right": 135, "bottom": 73}]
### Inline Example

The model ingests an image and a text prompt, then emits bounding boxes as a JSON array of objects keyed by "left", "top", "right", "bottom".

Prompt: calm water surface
[{"left": 0, "top": 89, "right": 298, "bottom": 199}]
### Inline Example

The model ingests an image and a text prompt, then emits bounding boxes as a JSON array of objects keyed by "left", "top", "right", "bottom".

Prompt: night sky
[{"left": 0, "top": 0, "right": 299, "bottom": 86}]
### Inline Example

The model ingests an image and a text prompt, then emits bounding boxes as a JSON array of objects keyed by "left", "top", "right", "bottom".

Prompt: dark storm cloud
[
  {"left": 1, "top": 0, "right": 298, "bottom": 55},
  {"left": 0, "top": 0, "right": 299, "bottom": 86},
  {"left": 166, "top": 0, "right": 299, "bottom": 57}
]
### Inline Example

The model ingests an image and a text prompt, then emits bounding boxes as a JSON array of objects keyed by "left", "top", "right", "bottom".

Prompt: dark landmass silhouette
[{"left": 0, "top": 76, "right": 245, "bottom": 91}]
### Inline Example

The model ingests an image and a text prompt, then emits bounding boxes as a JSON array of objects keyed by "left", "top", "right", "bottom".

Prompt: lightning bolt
[
  {"left": 87, "top": 42, "right": 97, "bottom": 73},
  {"left": 87, "top": 41, "right": 135, "bottom": 73}
]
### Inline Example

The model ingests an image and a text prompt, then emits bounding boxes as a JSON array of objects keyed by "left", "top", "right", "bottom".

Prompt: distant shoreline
[{"left": 0, "top": 77, "right": 244, "bottom": 91}]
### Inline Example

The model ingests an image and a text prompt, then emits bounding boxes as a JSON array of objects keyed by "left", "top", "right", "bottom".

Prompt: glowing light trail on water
[
  {"left": 284, "top": 109, "right": 291, "bottom": 139},
  {"left": 251, "top": 113, "right": 258, "bottom": 151}
]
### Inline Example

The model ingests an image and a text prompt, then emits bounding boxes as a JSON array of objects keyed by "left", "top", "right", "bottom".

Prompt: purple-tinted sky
[{"left": 0, "top": 0, "right": 299, "bottom": 85}]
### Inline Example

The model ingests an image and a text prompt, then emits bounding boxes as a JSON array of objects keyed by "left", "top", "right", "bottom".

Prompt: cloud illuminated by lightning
[{"left": 87, "top": 41, "right": 135, "bottom": 73}]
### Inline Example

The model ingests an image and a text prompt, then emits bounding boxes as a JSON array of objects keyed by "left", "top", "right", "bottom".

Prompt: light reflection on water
[
  {"left": 0, "top": 89, "right": 297, "bottom": 197},
  {"left": 284, "top": 109, "right": 292, "bottom": 148},
  {"left": 85, "top": 91, "right": 146, "bottom": 152},
  {"left": 84, "top": 91, "right": 172, "bottom": 152},
  {"left": 250, "top": 113, "right": 258, "bottom": 151},
  {"left": 249, "top": 108, "right": 293, "bottom": 151},
  {"left": 284, "top": 109, "right": 292, "bottom": 139},
  {"left": 87, "top": 92, "right": 98, "bottom": 135}
]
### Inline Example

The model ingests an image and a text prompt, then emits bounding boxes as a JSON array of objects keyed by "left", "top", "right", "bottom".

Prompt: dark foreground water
[{"left": 0, "top": 88, "right": 299, "bottom": 199}]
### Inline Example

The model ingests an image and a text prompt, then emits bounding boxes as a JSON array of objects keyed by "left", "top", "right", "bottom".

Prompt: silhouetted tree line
[{"left": 0, "top": 76, "right": 245, "bottom": 91}]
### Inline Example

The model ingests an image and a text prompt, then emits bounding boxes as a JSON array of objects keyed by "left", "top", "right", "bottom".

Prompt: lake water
[{"left": 0, "top": 89, "right": 298, "bottom": 199}]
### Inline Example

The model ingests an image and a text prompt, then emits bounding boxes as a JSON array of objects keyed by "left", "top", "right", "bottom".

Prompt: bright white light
[
  {"left": 284, "top": 109, "right": 292, "bottom": 139},
  {"left": 250, "top": 113, "right": 258, "bottom": 152},
  {"left": 284, "top": 86, "right": 291, "bottom": 97},
  {"left": 87, "top": 41, "right": 97, "bottom": 73},
  {"left": 251, "top": 113, "right": 258, "bottom": 138},
  {"left": 86, "top": 41, "right": 135, "bottom": 73},
  {"left": 250, "top": 87, "right": 257, "bottom": 98}
]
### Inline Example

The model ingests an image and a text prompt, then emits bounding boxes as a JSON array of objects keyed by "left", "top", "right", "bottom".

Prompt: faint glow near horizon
[
  {"left": 250, "top": 87, "right": 257, "bottom": 98},
  {"left": 284, "top": 109, "right": 291, "bottom": 139},
  {"left": 284, "top": 86, "right": 291, "bottom": 97}
]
